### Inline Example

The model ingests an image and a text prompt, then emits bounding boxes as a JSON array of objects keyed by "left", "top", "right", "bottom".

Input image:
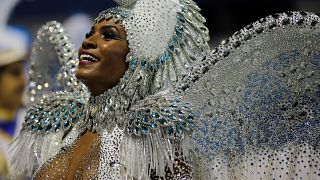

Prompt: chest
[{"left": 36, "top": 131, "right": 100, "bottom": 179}]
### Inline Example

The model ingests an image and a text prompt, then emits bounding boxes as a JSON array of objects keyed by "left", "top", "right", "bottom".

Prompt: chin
[
  {"left": 76, "top": 68, "right": 93, "bottom": 81},
  {"left": 75, "top": 70, "right": 84, "bottom": 81},
  {"left": 75, "top": 70, "right": 104, "bottom": 95},
  {"left": 75, "top": 71, "right": 90, "bottom": 85}
]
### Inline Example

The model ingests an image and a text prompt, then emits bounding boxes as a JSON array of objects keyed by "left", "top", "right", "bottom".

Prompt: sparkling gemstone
[
  {"left": 158, "top": 118, "right": 168, "bottom": 125},
  {"left": 167, "top": 126, "right": 174, "bottom": 136}
]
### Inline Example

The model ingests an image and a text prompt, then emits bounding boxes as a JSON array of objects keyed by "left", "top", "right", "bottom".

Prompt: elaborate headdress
[{"left": 95, "top": 0, "right": 210, "bottom": 91}]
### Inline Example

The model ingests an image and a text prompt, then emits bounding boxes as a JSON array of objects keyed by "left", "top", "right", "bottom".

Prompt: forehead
[
  {"left": 93, "top": 19, "right": 126, "bottom": 33},
  {"left": 91, "top": 18, "right": 127, "bottom": 37}
]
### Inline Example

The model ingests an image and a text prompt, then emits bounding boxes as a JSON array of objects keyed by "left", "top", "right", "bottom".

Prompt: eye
[
  {"left": 85, "top": 31, "right": 94, "bottom": 38},
  {"left": 101, "top": 31, "right": 119, "bottom": 40}
]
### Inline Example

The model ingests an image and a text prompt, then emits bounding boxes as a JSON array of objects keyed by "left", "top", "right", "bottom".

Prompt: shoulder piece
[
  {"left": 22, "top": 92, "right": 86, "bottom": 133},
  {"left": 126, "top": 93, "right": 195, "bottom": 138}
]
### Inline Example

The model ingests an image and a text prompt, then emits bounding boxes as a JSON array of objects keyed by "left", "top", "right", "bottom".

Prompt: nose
[{"left": 82, "top": 36, "right": 97, "bottom": 49}]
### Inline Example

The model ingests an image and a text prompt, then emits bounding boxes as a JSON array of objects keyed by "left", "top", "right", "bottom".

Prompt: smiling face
[{"left": 76, "top": 19, "right": 129, "bottom": 96}]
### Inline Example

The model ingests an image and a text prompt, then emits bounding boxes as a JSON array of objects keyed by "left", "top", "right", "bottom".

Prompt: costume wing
[
  {"left": 21, "top": 21, "right": 88, "bottom": 133},
  {"left": 177, "top": 11, "right": 320, "bottom": 179},
  {"left": 27, "top": 21, "right": 88, "bottom": 104},
  {"left": 9, "top": 21, "right": 88, "bottom": 177}
]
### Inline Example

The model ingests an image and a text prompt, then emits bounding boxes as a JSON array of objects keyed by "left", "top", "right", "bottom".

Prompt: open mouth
[{"left": 79, "top": 54, "right": 99, "bottom": 63}]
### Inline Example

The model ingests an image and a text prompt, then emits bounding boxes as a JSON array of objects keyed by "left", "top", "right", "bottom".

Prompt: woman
[
  {"left": 10, "top": 0, "right": 209, "bottom": 179},
  {"left": 0, "top": 0, "right": 29, "bottom": 177},
  {"left": 10, "top": 0, "right": 320, "bottom": 179},
  {"left": 0, "top": 30, "right": 28, "bottom": 177}
]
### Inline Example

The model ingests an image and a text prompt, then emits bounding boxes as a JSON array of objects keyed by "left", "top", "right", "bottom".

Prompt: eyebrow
[
  {"left": 90, "top": 25, "right": 119, "bottom": 32},
  {"left": 101, "top": 25, "right": 120, "bottom": 35},
  {"left": 90, "top": 25, "right": 123, "bottom": 39}
]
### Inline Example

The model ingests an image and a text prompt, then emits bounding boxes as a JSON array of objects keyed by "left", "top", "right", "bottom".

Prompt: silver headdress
[
  {"left": 96, "top": 0, "right": 210, "bottom": 90},
  {"left": 77, "top": 0, "right": 210, "bottom": 133}
]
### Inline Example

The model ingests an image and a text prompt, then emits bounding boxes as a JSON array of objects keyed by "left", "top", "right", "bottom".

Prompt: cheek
[
  {"left": 101, "top": 43, "right": 128, "bottom": 60},
  {"left": 99, "top": 45, "right": 128, "bottom": 74}
]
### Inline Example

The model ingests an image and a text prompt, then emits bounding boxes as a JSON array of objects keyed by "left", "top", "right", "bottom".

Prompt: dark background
[{"left": 8, "top": 0, "right": 320, "bottom": 47}]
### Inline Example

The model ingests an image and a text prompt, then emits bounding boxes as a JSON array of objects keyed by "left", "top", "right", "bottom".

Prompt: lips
[{"left": 79, "top": 53, "right": 99, "bottom": 66}]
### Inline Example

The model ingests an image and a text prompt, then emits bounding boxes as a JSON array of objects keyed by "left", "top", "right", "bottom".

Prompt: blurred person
[
  {"left": 0, "top": 0, "right": 29, "bottom": 176},
  {"left": 0, "top": 27, "right": 28, "bottom": 176}
]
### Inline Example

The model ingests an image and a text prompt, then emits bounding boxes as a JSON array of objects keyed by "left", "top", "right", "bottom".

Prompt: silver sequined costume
[{"left": 9, "top": 0, "right": 320, "bottom": 179}]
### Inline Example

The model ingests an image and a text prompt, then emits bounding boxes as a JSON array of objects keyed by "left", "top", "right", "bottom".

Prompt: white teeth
[{"left": 80, "top": 54, "right": 99, "bottom": 62}]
